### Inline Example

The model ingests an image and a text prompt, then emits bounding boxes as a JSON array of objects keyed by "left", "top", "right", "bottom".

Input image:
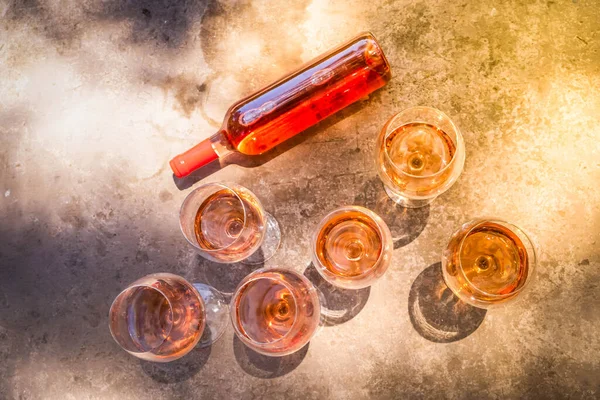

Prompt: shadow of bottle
[
  {"left": 354, "top": 177, "right": 430, "bottom": 249},
  {"left": 172, "top": 97, "right": 379, "bottom": 190},
  {"left": 232, "top": 336, "right": 309, "bottom": 379},
  {"left": 408, "top": 263, "right": 487, "bottom": 343},
  {"left": 303, "top": 262, "right": 370, "bottom": 326},
  {"left": 140, "top": 335, "right": 212, "bottom": 384}
]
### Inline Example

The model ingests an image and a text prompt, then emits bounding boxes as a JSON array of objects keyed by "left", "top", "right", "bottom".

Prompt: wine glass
[
  {"left": 441, "top": 219, "right": 537, "bottom": 309},
  {"left": 179, "top": 182, "right": 281, "bottom": 264},
  {"left": 109, "top": 273, "right": 228, "bottom": 362},
  {"left": 311, "top": 206, "right": 393, "bottom": 289},
  {"left": 230, "top": 267, "right": 321, "bottom": 356},
  {"left": 376, "top": 106, "right": 465, "bottom": 208}
]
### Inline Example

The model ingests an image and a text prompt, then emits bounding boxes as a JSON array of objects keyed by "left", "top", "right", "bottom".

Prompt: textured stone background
[{"left": 1, "top": 0, "right": 599, "bottom": 399}]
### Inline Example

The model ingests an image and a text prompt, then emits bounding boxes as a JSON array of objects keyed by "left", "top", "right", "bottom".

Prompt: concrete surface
[{"left": 1, "top": 0, "right": 599, "bottom": 399}]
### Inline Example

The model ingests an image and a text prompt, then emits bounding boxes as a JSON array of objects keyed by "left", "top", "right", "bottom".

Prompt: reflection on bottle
[
  {"left": 239, "top": 101, "right": 278, "bottom": 126},
  {"left": 239, "top": 67, "right": 334, "bottom": 127},
  {"left": 311, "top": 68, "right": 334, "bottom": 86}
]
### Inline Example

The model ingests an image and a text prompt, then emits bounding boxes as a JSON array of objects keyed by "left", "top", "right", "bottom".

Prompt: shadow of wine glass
[
  {"left": 303, "top": 262, "right": 370, "bottom": 326},
  {"left": 354, "top": 177, "right": 430, "bottom": 249},
  {"left": 232, "top": 336, "right": 309, "bottom": 379},
  {"left": 191, "top": 253, "right": 264, "bottom": 300},
  {"left": 140, "top": 342, "right": 212, "bottom": 384},
  {"left": 408, "top": 262, "right": 487, "bottom": 343}
]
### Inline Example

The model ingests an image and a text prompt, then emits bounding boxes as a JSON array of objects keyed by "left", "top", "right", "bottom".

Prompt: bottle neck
[{"left": 209, "top": 130, "right": 234, "bottom": 159}]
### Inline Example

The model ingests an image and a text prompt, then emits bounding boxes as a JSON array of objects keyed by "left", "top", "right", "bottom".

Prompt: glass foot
[
  {"left": 244, "top": 212, "right": 281, "bottom": 265},
  {"left": 193, "top": 283, "right": 229, "bottom": 348},
  {"left": 384, "top": 186, "right": 434, "bottom": 208}
]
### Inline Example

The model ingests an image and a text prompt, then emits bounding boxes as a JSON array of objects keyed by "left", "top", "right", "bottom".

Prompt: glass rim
[
  {"left": 108, "top": 280, "right": 175, "bottom": 354},
  {"left": 312, "top": 205, "right": 390, "bottom": 282},
  {"left": 456, "top": 218, "right": 537, "bottom": 299},
  {"left": 231, "top": 269, "right": 302, "bottom": 346},
  {"left": 382, "top": 106, "right": 464, "bottom": 180},
  {"left": 179, "top": 181, "right": 260, "bottom": 253}
]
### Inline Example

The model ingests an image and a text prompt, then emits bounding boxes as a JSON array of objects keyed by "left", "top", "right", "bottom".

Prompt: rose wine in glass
[
  {"left": 376, "top": 107, "right": 465, "bottom": 208},
  {"left": 170, "top": 32, "right": 391, "bottom": 178},
  {"left": 109, "top": 273, "right": 229, "bottom": 362},
  {"left": 311, "top": 206, "right": 392, "bottom": 289},
  {"left": 109, "top": 273, "right": 205, "bottom": 362},
  {"left": 230, "top": 268, "right": 321, "bottom": 356},
  {"left": 442, "top": 219, "right": 536, "bottom": 309},
  {"left": 180, "top": 182, "right": 280, "bottom": 263}
]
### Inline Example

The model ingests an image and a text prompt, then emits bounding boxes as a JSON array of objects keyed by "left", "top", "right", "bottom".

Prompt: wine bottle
[{"left": 170, "top": 32, "right": 391, "bottom": 178}]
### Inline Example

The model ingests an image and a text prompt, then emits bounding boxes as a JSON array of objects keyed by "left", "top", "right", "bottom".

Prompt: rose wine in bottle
[{"left": 169, "top": 32, "right": 391, "bottom": 177}]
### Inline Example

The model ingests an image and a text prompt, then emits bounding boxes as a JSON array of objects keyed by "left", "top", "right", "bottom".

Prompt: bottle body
[
  {"left": 170, "top": 32, "right": 391, "bottom": 177},
  {"left": 223, "top": 32, "right": 391, "bottom": 155}
]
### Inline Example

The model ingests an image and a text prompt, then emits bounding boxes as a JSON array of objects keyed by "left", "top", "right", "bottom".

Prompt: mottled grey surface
[{"left": 1, "top": 0, "right": 599, "bottom": 399}]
